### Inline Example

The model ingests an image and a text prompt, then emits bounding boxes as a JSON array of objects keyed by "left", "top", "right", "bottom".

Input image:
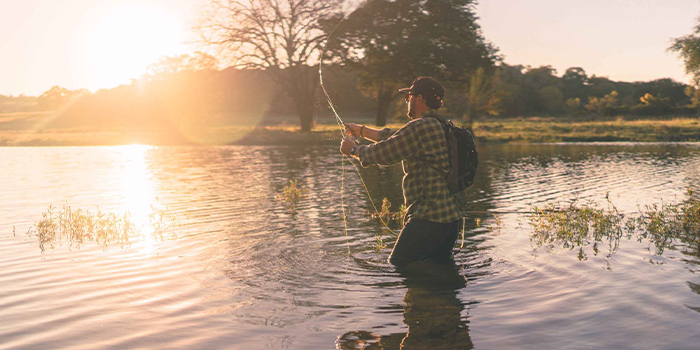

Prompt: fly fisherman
[{"left": 341, "top": 77, "right": 466, "bottom": 266}]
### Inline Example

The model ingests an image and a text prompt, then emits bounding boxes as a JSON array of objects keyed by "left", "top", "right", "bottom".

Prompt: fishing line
[{"left": 319, "top": 4, "right": 399, "bottom": 237}]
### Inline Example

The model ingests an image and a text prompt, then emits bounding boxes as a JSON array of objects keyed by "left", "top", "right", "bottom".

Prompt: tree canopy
[
  {"left": 197, "top": 0, "right": 343, "bottom": 131},
  {"left": 670, "top": 19, "right": 700, "bottom": 86},
  {"left": 323, "top": 0, "right": 499, "bottom": 125}
]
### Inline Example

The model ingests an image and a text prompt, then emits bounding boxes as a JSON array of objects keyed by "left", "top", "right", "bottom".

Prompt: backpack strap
[
  {"left": 421, "top": 115, "right": 460, "bottom": 193},
  {"left": 421, "top": 115, "right": 467, "bottom": 218}
]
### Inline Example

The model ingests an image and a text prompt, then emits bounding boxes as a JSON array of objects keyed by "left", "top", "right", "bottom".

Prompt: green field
[{"left": 2, "top": 112, "right": 700, "bottom": 146}]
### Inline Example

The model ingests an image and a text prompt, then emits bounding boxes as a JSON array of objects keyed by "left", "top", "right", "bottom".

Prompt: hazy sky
[
  {"left": 478, "top": 0, "right": 700, "bottom": 83},
  {"left": 1, "top": 0, "right": 699, "bottom": 96}
]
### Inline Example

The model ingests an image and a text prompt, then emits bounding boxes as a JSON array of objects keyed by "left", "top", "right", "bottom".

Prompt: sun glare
[
  {"left": 117, "top": 144, "right": 157, "bottom": 252},
  {"left": 83, "top": 2, "right": 185, "bottom": 90}
]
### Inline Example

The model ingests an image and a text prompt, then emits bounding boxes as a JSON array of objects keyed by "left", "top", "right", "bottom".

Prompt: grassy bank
[
  {"left": 472, "top": 117, "right": 700, "bottom": 143},
  {"left": 2, "top": 112, "right": 700, "bottom": 146}
]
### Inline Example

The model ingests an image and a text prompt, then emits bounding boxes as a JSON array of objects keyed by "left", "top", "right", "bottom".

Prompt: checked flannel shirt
[{"left": 356, "top": 109, "right": 467, "bottom": 223}]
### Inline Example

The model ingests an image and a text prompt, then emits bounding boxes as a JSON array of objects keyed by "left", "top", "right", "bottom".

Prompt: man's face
[{"left": 406, "top": 93, "right": 417, "bottom": 118}]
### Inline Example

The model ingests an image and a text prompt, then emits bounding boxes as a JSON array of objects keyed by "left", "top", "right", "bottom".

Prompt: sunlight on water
[
  {"left": 1, "top": 144, "right": 699, "bottom": 349},
  {"left": 117, "top": 144, "right": 156, "bottom": 253}
]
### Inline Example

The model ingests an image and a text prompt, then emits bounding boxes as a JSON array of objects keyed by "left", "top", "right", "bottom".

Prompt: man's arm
[
  {"left": 344, "top": 123, "right": 396, "bottom": 142},
  {"left": 354, "top": 119, "right": 422, "bottom": 167}
]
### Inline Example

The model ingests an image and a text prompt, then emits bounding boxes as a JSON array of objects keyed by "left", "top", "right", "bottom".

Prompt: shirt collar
[{"left": 419, "top": 109, "right": 439, "bottom": 118}]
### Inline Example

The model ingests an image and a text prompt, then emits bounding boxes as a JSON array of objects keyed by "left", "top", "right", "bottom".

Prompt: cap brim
[{"left": 398, "top": 87, "right": 412, "bottom": 93}]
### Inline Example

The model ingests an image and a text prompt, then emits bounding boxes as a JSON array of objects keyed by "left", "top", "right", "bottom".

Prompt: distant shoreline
[{"left": 1, "top": 116, "right": 699, "bottom": 147}]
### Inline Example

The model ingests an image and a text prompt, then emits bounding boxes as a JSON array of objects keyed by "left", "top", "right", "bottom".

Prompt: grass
[
  {"left": 371, "top": 197, "right": 406, "bottom": 228},
  {"left": 276, "top": 179, "right": 306, "bottom": 211},
  {"left": 367, "top": 197, "right": 405, "bottom": 252},
  {"left": 25, "top": 203, "right": 180, "bottom": 253},
  {"left": 472, "top": 116, "right": 700, "bottom": 143},
  {"left": 2, "top": 112, "right": 700, "bottom": 146},
  {"left": 530, "top": 189, "right": 700, "bottom": 260}
]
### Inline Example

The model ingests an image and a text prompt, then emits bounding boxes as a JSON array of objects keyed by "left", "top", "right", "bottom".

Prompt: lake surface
[{"left": 1, "top": 143, "right": 699, "bottom": 349}]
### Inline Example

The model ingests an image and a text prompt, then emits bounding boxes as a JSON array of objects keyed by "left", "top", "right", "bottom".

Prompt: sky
[
  {"left": 1, "top": 0, "right": 699, "bottom": 96},
  {"left": 478, "top": 0, "right": 700, "bottom": 83}
]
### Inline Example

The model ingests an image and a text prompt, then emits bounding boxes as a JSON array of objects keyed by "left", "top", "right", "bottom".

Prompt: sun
[{"left": 83, "top": 1, "right": 185, "bottom": 89}]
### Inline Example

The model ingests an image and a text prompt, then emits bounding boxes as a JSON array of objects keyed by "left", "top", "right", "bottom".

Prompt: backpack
[{"left": 424, "top": 115, "right": 479, "bottom": 194}]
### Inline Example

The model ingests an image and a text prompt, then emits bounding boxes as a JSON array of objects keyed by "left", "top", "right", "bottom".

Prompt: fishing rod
[{"left": 318, "top": 4, "right": 399, "bottom": 236}]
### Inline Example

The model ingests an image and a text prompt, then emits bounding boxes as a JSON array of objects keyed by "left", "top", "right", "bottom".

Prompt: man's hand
[
  {"left": 340, "top": 137, "right": 356, "bottom": 156},
  {"left": 343, "top": 123, "right": 362, "bottom": 138}
]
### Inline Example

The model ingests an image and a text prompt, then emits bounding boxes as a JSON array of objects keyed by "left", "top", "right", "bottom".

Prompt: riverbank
[
  {"left": 1, "top": 114, "right": 699, "bottom": 146},
  {"left": 472, "top": 117, "right": 700, "bottom": 143}
]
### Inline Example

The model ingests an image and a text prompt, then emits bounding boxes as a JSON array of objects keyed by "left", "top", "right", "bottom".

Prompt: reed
[
  {"left": 372, "top": 234, "right": 388, "bottom": 253},
  {"left": 26, "top": 203, "right": 179, "bottom": 253},
  {"left": 530, "top": 190, "right": 700, "bottom": 260},
  {"left": 277, "top": 179, "right": 306, "bottom": 210},
  {"left": 371, "top": 197, "right": 406, "bottom": 229}
]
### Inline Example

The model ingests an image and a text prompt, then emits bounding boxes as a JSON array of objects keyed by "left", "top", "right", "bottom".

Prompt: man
[{"left": 340, "top": 76, "right": 465, "bottom": 266}]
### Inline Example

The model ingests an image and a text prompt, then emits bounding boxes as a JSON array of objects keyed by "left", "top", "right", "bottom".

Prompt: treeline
[
  {"left": 0, "top": 53, "right": 376, "bottom": 130},
  {"left": 485, "top": 65, "right": 698, "bottom": 119},
  {"left": 0, "top": 94, "right": 44, "bottom": 113},
  {"left": 4, "top": 0, "right": 699, "bottom": 131},
  {"left": 1, "top": 59, "right": 697, "bottom": 131}
]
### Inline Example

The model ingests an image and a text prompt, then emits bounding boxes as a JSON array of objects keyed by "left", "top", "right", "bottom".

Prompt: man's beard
[{"left": 407, "top": 102, "right": 416, "bottom": 119}]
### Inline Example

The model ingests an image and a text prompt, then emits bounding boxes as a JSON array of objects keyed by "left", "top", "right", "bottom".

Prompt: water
[{"left": 1, "top": 143, "right": 699, "bottom": 349}]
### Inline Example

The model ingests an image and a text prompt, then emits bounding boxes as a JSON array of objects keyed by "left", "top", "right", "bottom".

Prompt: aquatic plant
[
  {"left": 489, "top": 214, "right": 503, "bottom": 233},
  {"left": 277, "top": 179, "right": 306, "bottom": 210},
  {"left": 530, "top": 190, "right": 700, "bottom": 260},
  {"left": 25, "top": 203, "right": 179, "bottom": 253},
  {"left": 371, "top": 197, "right": 405, "bottom": 229},
  {"left": 634, "top": 189, "right": 700, "bottom": 256},
  {"left": 530, "top": 199, "right": 625, "bottom": 260},
  {"left": 372, "top": 234, "right": 387, "bottom": 253}
]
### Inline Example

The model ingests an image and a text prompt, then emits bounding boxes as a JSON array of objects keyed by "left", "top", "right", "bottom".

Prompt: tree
[
  {"left": 537, "top": 86, "right": 563, "bottom": 114},
  {"left": 493, "top": 64, "right": 528, "bottom": 116},
  {"left": 517, "top": 65, "right": 560, "bottom": 115},
  {"left": 325, "top": 0, "right": 498, "bottom": 126},
  {"left": 562, "top": 67, "right": 588, "bottom": 100},
  {"left": 585, "top": 91, "right": 619, "bottom": 114},
  {"left": 146, "top": 52, "right": 219, "bottom": 76},
  {"left": 631, "top": 78, "right": 689, "bottom": 107},
  {"left": 197, "top": 0, "right": 342, "bottom": 131},
  {"left": 37, "top": 86, "right": 89, "bottom": 110},
  {"left": 462, "top": 67, "right": 503, "bottom": 122},
  {"left": 565, "top": 97, "right": 582, "bottom": 114},
  {"left": 669, "top": 19, "right": 700, "bottom": 86},
  {"left": 685, "top": 85, "right": 700, "bottom": 107}
]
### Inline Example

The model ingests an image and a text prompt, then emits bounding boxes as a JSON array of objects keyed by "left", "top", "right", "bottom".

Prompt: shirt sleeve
[
  {"left": 377, "top": 128, "right": 397, "bottom": 141},
  {"left": 357, "top": 120, "right": 422, "bottom": 167}
]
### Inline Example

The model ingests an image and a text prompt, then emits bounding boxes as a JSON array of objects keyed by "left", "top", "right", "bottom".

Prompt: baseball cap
[{"left": 398, "top": 76, "right": 445, "bottom": 97}]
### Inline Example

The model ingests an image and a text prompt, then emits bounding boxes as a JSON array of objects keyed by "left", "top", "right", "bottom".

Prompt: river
[{"left": 1, "top": 143, "right": 699, "bottom": 349}]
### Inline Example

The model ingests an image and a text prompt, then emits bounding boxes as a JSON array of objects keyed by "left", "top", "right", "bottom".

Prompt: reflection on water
[
  {"left": 23, "top": 145, "right": 180, "bottom": 253},
  {"left": 337, "top": 260, "right": 472, "bottom": 350},
  {"left": 118, "top": 145, "right": 157, "bottom": 251},
  {"left": 1, "top": 143, "right": 700, "bottom": 349}
]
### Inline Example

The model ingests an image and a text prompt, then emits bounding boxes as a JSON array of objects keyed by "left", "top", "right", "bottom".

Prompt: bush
[{"left": 602, "top": 106, "right": 630, "bottom": 116}]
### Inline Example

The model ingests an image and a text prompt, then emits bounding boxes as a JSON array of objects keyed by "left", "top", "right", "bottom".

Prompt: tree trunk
[
  {"left": 293, "top": 95, "right": 314, "bottom": 132},
  {"left": 286, "top": 67, "right": 316, "bottom": 132},
  {"left": 375, "top": 89, "right": 395, "bottom": 126},
  {"left": 463, "top": 113, "right": 473, "bottom": 131},
  {"left": 299, "top": 110, "right": 313, "bottom": 132}
]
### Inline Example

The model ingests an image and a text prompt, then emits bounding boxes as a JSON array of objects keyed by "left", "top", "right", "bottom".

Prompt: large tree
[
  {"left": 197, "top": 0, "right": 343, "bottom": 131},
  {"left": 670, "top": 19, "right": 700, "bottom": 87},
  {"left": 324, "top": 0, "right": 498, "bottom": 126}
]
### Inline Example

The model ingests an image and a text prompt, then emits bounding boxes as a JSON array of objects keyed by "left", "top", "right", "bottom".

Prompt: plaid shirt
[{"left": 356, "top": 109, "right": 467, "bottom": 223}]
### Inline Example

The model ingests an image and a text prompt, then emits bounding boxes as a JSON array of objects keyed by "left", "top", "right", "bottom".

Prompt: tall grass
[
  {"left": 277, "top": 179, "right": 306, "bottom": 211},
  {"left": 530, "top": 189, "right": 700, "bottom": 260},
  {"left": 26, "top": 203, "right": 179, "bottom": 253}
]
